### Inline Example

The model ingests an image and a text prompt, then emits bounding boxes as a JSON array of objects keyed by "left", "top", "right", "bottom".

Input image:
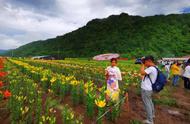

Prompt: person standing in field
[
  {"left": 105, "top": 58, "right": 122, "bottom": 101},
  {"left": 171, "top": 62, "right": 180, "bottom": 86},
  {"left": 183, "top": 59, "right": 190, "bottom": 89},
  {"left": 164, "top": 62, "right": 170, "bottom": 80},
  {"left": 140, "top": 56, "right": 157, "bottom": 124}
]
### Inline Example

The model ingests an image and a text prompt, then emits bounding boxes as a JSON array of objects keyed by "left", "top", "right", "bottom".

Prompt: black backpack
[{"left": 147, "top": 66, "right": 167, "bottom": 92}]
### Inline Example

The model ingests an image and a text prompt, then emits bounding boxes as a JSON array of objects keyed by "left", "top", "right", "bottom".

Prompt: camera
[
  {"left": 135, "top": 56, "right": 155, "bottom": 64},
  {"left": 135, "top": 57, "right": 145, "bottom": 64}
]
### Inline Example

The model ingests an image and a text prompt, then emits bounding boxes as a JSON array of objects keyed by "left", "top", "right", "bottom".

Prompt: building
[{"left": 31, "top": 55, "right": 55, "bottom": 60}]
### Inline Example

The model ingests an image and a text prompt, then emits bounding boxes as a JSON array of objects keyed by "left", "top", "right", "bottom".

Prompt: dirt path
[
  {"left": 172, "top": 85, "right": 190, "bottom": 112},
  {"left": 114, "top": 82, "right": 190, "bottom": 124}
]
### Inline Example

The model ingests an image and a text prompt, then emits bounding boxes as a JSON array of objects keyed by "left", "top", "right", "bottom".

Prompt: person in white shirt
[
  {"left": 140, "top": 56, "right": 157, "bottom": 124},
  {"left": 105, "top": 58, "right": 122, "bottom": 101},
  {"left": 183, "top": 59, "right": 190, "bottom": 89},
  {"left": 164, "top": 62, "right": 170, "bottom": 80}
]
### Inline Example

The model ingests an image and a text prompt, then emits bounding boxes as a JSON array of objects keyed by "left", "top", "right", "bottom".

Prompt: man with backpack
[{"left": 140, "top": 56, "right": 157, "bottom": 124}]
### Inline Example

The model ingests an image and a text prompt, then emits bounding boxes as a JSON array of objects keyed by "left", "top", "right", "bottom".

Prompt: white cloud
[
  {"left": 0, "top": 0, "right": 190, "bottom": 49},
  {"left": 0, "top": 34, "right": 22, "bottom": 50},
  {"left": 0, "top": 2, "right": 80, "bottom": 49}
]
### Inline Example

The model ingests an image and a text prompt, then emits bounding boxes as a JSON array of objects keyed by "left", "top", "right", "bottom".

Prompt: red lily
[
  {"left": 0, "top": 81, "right": 3, "bottom": 87},
  {"left": 4, "top": 90, "right": 11, "bottom": 99},
  {"left": 0, "top": 72, "right": 7, "bottom": 77},
  {"left": 0, "top": 65, "right": 3, "bottom": 69}
]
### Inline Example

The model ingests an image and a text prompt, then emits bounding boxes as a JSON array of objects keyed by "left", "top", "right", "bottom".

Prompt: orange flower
[
  {"left": 0, "top": 81, "right": 3, "bottom": 87},
  {"left": 4, "top": 90, "right": 11, "bottom": 99}
]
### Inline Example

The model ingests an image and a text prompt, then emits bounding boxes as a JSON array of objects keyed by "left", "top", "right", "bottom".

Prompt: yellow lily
[
  {"left": 50, "top": 77, "right": 56, "bottom": 83},
  {"left": 70, "top": 80, "right": 79, "bottom": 85},
  {"left": 95, "top": 99, "right": 106, "bottom": 108},
  {"left": 105, "top": 89, "right": 111, "bottom": 96},
  {"left": 111, "top": 91, "right": 119, "bottom": 101},
  {"left": 41, "top": 76, "right": 48, "bottom": 82}
]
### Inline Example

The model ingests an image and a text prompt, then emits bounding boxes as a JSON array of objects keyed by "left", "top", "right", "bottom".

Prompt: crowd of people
[
  {"left": 104, "top": 56, "right": 190, "bottom": 124},
  {"left": 161, "top": 59, "right": 190, "bottom": 89}
]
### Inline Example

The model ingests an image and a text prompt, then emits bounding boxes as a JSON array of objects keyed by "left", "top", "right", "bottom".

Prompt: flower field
[
  {"left": 1, "top": 57, "right": 190, "bottom": 124},
  {"left": 0, "top": 57, "right": 142, "bottom": 124}
]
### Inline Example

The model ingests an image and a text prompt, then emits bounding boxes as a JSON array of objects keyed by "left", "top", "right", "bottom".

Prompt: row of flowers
[
  {"left": 20, "top": 58, "right": 141, "bottom": 88},
  {"left": 6, "top": 59, "right": 83, "bottom": 124},
  {"left": 0, "top": 58, "right": 11, "bottom": 101},
  {"left": 20, "top": 59, "right": 141, "bottom": 98},
  {"left": 5, "top": 61, "right": 49, "bottom": 123},
  {"left": 21, "top": 59, "right": 105, "bottom": 84},
  {"left": 9, "top": 59, "right": 124, "bottom": 123}
]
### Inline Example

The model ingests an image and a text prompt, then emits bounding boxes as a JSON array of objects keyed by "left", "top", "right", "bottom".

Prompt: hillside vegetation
[{"left": 6, "top": 13, "right": 190, "bottom": 58}]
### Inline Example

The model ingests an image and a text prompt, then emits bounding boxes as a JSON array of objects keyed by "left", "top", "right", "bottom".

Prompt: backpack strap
[
  {"left": 153, "top": 66, "right": 159, "bottom": 82},
  {"left": 147, "top": 75, "right": 153, "bottom": 84},
  {"left": 145, "top": 66, "right": 159, "bottom": 84}
]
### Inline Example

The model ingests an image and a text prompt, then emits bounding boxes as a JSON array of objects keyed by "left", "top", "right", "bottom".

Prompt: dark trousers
[{"left": 184, "top": 77, "right": 190, "bottom": 89}]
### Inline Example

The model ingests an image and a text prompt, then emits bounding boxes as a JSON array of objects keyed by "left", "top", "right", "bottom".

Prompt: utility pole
[
  {"left": 11, "top": 50, "right": 14, "bottom": 57},
  {"left": 57, "top": 47, "right": 60, "bottom": 59}
]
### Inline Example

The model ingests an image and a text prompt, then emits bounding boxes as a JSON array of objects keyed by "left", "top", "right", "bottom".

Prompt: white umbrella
[{"left": 93, "top": 53, "right": 120, "bottom": 61}]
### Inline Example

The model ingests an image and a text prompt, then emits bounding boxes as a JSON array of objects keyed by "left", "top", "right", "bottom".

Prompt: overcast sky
[{"left": 0, "top": 0, "right": 190, "bottom": 50}]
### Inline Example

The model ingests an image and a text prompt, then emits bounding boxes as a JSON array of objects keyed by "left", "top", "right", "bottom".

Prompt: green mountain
[
  {"left": 6, "top": 13, "right": 190, "bottom": 58},
  {"left": 0, "top": 50, "right": 8, "bottom": 55}
]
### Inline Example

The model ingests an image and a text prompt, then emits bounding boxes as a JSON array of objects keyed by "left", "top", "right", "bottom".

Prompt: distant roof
[
  {"left": 162, "top": 57, "right": 189, "bottom": 61},
  {"left": 32, "top": 55, "right": 50, "bottom": 59}
]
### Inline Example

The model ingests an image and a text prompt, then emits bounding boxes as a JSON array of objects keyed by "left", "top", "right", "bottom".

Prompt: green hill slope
[
  {"left": 0, "top": 50, "right": 8, "bottom": 55},
  {"left": 6, "top": 13, "right": 190, "bottom": 58}
]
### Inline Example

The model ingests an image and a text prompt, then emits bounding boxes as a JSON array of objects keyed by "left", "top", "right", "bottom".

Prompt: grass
[
  {"left": 153, "top": 97, "right": 177, "bottom": 106},
  {"left": 130, "top": 119, "right": 142, "bottom": 124},
  {"left": 135, "top": 85, "right": 177, "bottom": 107},
  {"left": 153, "top": 86, "right": 177, "bottom": 107},
  {"left": 158, "top": 86, "right": 171, "bottom": 97}
]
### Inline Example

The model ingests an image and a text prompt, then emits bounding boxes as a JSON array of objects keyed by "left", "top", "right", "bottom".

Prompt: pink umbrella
[{"left": 93, "top": 53, "right": 120, "bottom": 61}]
